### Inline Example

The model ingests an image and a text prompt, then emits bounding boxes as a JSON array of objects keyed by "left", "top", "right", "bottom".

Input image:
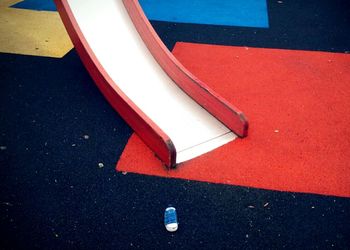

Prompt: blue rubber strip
[
  {"left": 139, "top": 0, "right": 269, "bottom": 28},
  {"left": 11, "top": 0, "right": 57, "bottom": 11}
]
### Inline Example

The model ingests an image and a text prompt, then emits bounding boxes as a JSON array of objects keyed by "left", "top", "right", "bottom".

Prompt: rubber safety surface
[
  {"left": 139, "top": 0, "right": 269, "bottom": 28},
  {"left": 118, "top": 43, "right": 350, "bottom": 198},
  {"left": 0, "top": 0, "right": 72, "bottom": 57},
  {"left": 1, "top": 0, "right": 350, "bottom": 249}
]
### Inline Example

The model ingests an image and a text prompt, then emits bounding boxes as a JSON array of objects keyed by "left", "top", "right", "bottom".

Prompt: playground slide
[{"left": 55, "top": 0, "right": 248, "bottom": 167}]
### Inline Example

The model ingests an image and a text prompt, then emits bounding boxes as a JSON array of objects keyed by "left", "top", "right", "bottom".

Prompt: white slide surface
[{"left": 67, "top": 0, "right": 236, "bottom": 163}]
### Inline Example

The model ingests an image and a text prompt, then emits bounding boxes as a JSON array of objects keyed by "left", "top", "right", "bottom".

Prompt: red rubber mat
[{"left": 117, "top": 42, "right": 350, "bottom": 198}]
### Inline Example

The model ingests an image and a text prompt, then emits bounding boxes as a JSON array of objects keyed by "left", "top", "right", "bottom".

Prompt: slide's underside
[{"left": 55, "top": 0, "right": 248, "bottom": 167}]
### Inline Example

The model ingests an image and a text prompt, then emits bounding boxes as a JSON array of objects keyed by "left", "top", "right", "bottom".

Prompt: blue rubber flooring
[
  {"left": 139, "top": 0, "right": 269, "bottom": 28},
  {"left": 11, "top": 0, "right": 56, "bottom": 11}
]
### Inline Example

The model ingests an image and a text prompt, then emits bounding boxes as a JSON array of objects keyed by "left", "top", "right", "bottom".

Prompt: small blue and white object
[{"left": 164, "top": 206, "right": 178, "bottom": 232}]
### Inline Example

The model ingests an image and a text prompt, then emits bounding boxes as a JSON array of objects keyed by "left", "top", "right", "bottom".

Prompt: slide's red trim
[
  {"left": 123, "top": 0, "right": 248, "bottom": 137},
  {"left": 54, "top": 0, "right": 176, "bottom": 167}
]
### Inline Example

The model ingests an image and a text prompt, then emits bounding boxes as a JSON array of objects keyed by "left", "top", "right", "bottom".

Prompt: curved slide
[{"left": 55, "top": 0, "right": 248, "bottom": 167}]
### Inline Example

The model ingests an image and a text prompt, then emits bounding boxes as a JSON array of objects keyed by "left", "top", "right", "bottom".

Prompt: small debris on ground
[
  {"left": 248, "top": 205, "right": 255, "bottom": 209},
  {"left": 1, "top": 202, "right": 13, "bottom": 206},
  {"left": 122, "top": 171, "right": 128, "bottom": 175},
  {"left": 264, "top": 202, "right": 269, "bottom": 207},
  {"left": 164, "top": 206, "right": 178, "bottom": 232},
  {"left": 0, "top": 146, "right": 7, "bottom": 151},
  {"left": 274, "top": 129, "right": 279, "bottom": 133},
  {"left": 98, "top": 162, "right": 104, "bottom": 168},
  {"left": 83, "top": 134, "right": 89, "bottom": 140}
]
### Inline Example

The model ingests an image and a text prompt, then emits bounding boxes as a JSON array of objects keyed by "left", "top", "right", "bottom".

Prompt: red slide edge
[
  {"left": 123, "top": 0, "right": 249, "bottom": 138},
  {"left": 54, "top": 0, "right": 177, "bottom": 167}
]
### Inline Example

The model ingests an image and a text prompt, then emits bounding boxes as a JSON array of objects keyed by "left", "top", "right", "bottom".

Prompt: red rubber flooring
[{"left": 118, "top": 42, "right": 350, "bottom": 198}]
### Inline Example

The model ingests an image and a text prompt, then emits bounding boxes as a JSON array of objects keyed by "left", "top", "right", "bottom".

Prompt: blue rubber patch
[
  {"left": 11, "top": 0, "right": 57, "bottom": 11},
  {"left": 139, "top": 0, "right": 269, "bottom": 28}
]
